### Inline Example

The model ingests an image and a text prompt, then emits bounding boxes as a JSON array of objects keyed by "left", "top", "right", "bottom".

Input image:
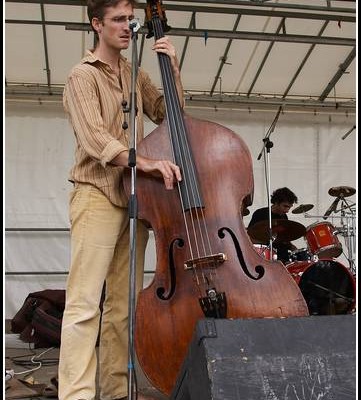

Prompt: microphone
[
  {"left": 129, "top": 19, "right": 141, "bottom": 32},
  {"left": 323, "top": 197, "right": 340, "bottom": 220}
]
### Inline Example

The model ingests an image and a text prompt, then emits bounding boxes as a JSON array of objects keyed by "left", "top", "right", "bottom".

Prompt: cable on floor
[{"left": 8, "top": 347, "right": 58, "bottom": 377}]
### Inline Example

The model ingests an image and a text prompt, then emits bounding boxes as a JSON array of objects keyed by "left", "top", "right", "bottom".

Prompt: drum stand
[{"left": 336, "top": 198, "right": 356, "bottom": 275}]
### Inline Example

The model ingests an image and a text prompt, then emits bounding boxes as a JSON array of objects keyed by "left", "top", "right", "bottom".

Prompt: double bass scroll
[{"left": 123, "top": 0, "right": 309, "bottom": 395}]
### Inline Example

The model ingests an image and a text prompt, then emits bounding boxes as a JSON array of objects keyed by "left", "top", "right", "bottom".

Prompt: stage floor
[{"left": 4, "top": 332, "right": 168, "bottom": 400}]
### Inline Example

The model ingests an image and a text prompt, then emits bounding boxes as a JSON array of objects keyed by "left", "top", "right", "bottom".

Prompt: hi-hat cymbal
[
  {"left": 328, "top": 186, "right": 356, "bottom": 198},
  {"left": 292, "top": 204, "right": 314, "bottom": 214},
  {"left": 247, "top": 219, "right": 306, "bottom": 244}
]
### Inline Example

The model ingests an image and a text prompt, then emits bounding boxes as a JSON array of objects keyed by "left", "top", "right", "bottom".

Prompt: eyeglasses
[{"left": 103, "top": 15, "right": 135, "bottom": 25}]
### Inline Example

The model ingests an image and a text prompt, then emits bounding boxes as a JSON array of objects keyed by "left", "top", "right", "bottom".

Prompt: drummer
[{"left": 248, "top": 187, "right": 298, "bottom": 263}]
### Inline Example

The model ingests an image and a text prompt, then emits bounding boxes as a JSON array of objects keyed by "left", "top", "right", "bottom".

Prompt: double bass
[{"left": 123, "top": 0, "right": 309, "bottom": 395}]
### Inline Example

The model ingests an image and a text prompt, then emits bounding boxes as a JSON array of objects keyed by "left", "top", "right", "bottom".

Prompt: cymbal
[
  {"left": 292, "top": 204, "right": 314, "bottom": 214},
  {"left": 247, "top": 219, "right": 306, "bottom": 243},
  {"left": 328, "top": 186, "right": 356, "bottom": 198}
]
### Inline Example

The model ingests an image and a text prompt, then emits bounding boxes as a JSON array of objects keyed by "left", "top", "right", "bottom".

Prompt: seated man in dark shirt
[{"left": 248, "top": 187, "right": 298, "bottom": 263}]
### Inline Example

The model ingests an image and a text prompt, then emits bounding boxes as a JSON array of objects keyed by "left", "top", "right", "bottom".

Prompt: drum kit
[{"left": 247, "top": 186, "right": 357, "bottom": 316}]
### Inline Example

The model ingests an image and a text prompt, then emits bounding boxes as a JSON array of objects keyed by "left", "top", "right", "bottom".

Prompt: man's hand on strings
[
  {"left": 152, "top": 36, "right": 180, "bottom": 72},
  {"left": 137, "top": 155, "right": 182, "bottom": 190}
]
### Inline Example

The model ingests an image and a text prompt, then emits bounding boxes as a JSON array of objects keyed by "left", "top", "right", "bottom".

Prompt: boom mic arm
[{"left": 323, "top": 197, "right": 340, "bottom": 220}]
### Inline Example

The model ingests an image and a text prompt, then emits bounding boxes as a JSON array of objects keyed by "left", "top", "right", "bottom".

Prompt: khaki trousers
[{"left": 58, "top": 184, "right": 149, "bottom": 400}]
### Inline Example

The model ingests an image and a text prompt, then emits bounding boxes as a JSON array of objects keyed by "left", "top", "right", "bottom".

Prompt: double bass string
[
  {"left": 153, "top": 19, "right": 202, "bottom": 258},
  {"left": 152, "top": 17, "right": 218, "bottom": 288}
]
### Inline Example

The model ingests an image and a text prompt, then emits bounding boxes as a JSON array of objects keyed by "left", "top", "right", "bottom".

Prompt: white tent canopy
[{"left": 5, "top": 0, "right": 356, "bottom": 113}]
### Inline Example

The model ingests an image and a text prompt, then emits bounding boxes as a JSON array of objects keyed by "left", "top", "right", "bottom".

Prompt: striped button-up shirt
[{"left": 63, "top": 50, "right": 165, "bottom": 207}]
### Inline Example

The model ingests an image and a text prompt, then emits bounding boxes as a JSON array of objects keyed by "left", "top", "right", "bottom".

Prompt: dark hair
[
  {"left": 87, "top": 0, "right": 137, "bottom": 24},
  {"left": 271, "top": 187, "right": 298, "bottom": 204}
]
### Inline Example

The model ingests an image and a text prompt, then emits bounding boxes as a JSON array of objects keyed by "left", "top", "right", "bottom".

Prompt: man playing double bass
[{"left": 58, "top": 1, "right": 184, "bottom": 399}]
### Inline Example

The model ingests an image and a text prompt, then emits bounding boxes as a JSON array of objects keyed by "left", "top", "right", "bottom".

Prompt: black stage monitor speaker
[{"left": 171, "top": 315, "right": 356, "bottom": 400}]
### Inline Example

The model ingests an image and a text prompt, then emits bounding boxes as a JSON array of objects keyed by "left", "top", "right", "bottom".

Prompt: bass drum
[{"left": 287, "top": 259, "right": 356, "bottom": 315}]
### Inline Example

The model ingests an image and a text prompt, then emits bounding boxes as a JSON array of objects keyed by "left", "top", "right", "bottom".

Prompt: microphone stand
[
  {"left": 257, "top": 106, "right": 283, "bottom": 254},
  {"left": 126, "top": 21, "right": 140, "bottom": 400}
]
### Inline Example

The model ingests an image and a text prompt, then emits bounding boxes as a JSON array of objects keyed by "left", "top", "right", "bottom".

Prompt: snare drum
[
  {"left": 305, "top": 221, "right": 342, "bottom": 258},
  {"left": 289, "top": 248, "right": 313, "bottom": 262},
  {"left": 253, "top": 244, "right": 277, "bottom": 260},
  {"left": 287, "top": 259, "right": 355, "bottom": 315}
]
